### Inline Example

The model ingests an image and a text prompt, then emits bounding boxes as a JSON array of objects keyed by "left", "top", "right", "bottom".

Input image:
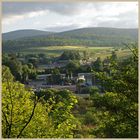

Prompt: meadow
[{"left": 22, "top": 45, "right": 131, "bottom": 60}]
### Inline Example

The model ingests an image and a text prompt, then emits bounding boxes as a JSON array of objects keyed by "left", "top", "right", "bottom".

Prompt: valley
[
  {"left": 2, "top": 1, "right": 138, "bottom": 138},
  {"left": 2, "top": 27, "right": 138, "bottom": 138}
]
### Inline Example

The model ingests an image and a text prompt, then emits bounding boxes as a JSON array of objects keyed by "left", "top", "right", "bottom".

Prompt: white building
[{"left": 77, "top": 73, "right": 93, "bottom": 86}]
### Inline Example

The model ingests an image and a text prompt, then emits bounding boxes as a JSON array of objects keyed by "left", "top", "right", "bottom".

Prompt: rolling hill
[
  {"left": 2, "top": 27, "right": 138, "bottom": 53},
  {"left": 57, "top": 27, "right": 138, "bottom": 40},
  {"left": 2, "top": 29, "right": 54, "bottom": 40}
]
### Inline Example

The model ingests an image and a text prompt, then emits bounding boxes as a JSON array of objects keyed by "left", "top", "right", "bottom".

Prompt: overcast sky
[{"left": 2, "top": 1, "right": 138, "bottom": 33}]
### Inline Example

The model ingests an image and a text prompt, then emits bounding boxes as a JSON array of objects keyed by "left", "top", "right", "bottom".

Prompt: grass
[
  {"left": 21, "top": 45, "right": 132, "bottom": 60},
  {"left": 23, "top": 46, "right": 113, "bottom": 56},
  {"left": 28, "top": 46, "right": 112, "bottom": 51}
]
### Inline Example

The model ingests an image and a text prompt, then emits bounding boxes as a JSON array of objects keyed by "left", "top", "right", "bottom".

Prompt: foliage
[
  {"left": 2, "top": 66, "right": 37, "bottom": 138},
  {"left": 92, "top": 57, "right": 103, "bottom": 72},
  {"left": 2, "top": 54, "right": 37, "bottom": 82},
  {"left": 35, "top": 89, "right": 79, "bottom": 138},
  {"left": 91, "top": 45, "right": 138, "bottom": 138},
  {"left": 2, "top": 67, "right": 79, "bottom": 138},
  {"left": 2, "top": 42, "right": 138, "bottom": 138},
  {"left": 60, "top": 50, "right": 81, "bottom": 60},
  {"left": 65, "top": 60, "right": 80, "bottom": 76},
  {"left": 3, "top": 28, "right": 137, "bottom": 53}
]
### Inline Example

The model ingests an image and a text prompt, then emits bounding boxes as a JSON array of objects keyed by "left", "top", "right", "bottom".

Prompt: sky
[{"left": 2, "top": 1, "right": 138, "bottom": 33}]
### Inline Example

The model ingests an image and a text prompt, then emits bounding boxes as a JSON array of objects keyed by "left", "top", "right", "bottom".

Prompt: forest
[
  {"left": 2, "top": 27, "right": 137, "bottom": 53},
  {"left": 2, "top": 43, "right": 138, "bottom": 138}
]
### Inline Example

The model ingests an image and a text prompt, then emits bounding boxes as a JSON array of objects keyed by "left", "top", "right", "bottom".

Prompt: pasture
[{"left": 22, "top": 45, "right": 132, "bottom": 60}]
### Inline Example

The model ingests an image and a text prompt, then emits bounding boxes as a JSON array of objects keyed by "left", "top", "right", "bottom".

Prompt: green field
[
  {"left": 23, "top": 46, "right": 113, "bottom": 56},
  {"left": 22, "top": 45, "right": 131, "bottom": 60}
]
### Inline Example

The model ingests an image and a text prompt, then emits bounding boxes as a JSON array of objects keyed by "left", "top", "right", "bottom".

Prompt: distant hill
[
  {"left": 58, "top": 27, "right": 137, "bottom": 40},
  {"left": 2, "top": 27, "right": 138, "bottom": 53},
  {"left": 2, "top": 29, "right": 54, "bottom": 40}
]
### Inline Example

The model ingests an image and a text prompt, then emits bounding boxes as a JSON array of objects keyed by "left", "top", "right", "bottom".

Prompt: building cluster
[{"left": 27, "top": 72, "right": 100, "bottom": 94}]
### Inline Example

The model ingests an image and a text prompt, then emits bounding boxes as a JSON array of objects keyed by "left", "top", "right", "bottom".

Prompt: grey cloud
[
  {"left": 2, "top": 1, "right": 138, "bottom": 31},
  {"left": 92, "top": 8, "right": 138, "bottom": 28},
  {"left": 116, "top": 10, "right": 138, "bottom": 20},
  {"left": 2, "top": 2, "right": 110, "bottom": 18},
  {"left": 97, "top": 18, "right": 137, "bottom": 28},
  {"left": 2, "top": 2, "right": 81, "bottom": 17}
]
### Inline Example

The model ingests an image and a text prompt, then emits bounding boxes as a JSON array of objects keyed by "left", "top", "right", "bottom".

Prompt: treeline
[
  {"left": 3, "top": 27, "right": 138, "bottom": 53},
  {"left": 2, "top": 53, "right": 37, "bottom": 83},
  {"left": 3, "top": 34, "right": 136, "bottom": 53},
  {"left": 2, "top": 50, "right": 82, "bottom": 84}
]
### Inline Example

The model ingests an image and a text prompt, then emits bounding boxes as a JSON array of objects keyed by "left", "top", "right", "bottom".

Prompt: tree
[
  {"left": 4, "top": 57, "right": 23, "bottom": 81},
  {"left": 2, "top": 65, "right": 14, "bottom": 82},
  {"left": 22, "top": 65, "right": 30, "bottom": 83},
  {"left": 110, "top": 51, "right": 117, "bottom": 61},
  {"left": 91, "top": 45, "right": 138, "bottom": 138},
  {"left": 92, "top": 57, "right": 103, "bottom": 72},
  {"left": 2, "top": 66, "right": 38, "bottom": 138},
  {"left": 2, "top": 67, "right": 79, "bottom": 138},
  {"left": 2, "top": 54, "right": 37, "bottom": 82},
  {"left": 82, "top": 50, "right": 90, "bottom": 61},
  {"left": 60, "top": 50, "right": 81, "bottom": 60},
  {"left": 35, "top": 89, "right": 79, "bottom": 138},
  {"left": 66, "top": 60, "right": 80, "bottom": 75}
]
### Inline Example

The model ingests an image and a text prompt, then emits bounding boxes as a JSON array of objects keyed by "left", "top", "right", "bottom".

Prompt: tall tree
[
  {"left": 91, "top": 45, "right": 138, "bottom": 138},
  {"left": 92, "top": 57, "right": 103, "bottom": 72},
  {"left": 2, "top": 66, "right": 79, "bottom": 138}
]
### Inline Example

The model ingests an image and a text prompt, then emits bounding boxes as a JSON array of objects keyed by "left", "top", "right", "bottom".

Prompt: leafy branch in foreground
[
  {"left": 2, "top": 66, "right": 79, "bottom": 138},
  {"left": 91, "top": 44, "right": 138, "bottom": 138}
]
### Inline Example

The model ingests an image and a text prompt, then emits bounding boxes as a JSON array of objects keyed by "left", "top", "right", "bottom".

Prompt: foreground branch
[{"left": 17, "top": 99, "right": 38, "bottom": 138}]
